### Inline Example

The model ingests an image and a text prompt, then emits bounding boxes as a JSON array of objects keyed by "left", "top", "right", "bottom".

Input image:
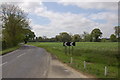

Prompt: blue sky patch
[
  {"left": 43, "top": 2, "right": 110, "bottom": 14},
  {"left": 28, "top": 13, "right": 51, "bottom": 25}
]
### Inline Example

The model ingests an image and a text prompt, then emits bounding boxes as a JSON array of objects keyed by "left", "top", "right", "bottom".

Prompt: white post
[
  {"left": 84, "top": 61, "right": 86, "bottom": 69},
  {"left": 104, "top": 66, "right": 107, "bottom": 76},
  {"left": 70, "top": 57, "right": 73, "bottom": 64}
]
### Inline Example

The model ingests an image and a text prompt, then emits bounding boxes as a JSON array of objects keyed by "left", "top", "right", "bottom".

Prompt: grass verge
[{"left": 0, "top": 46, "right": 20, "bottom": 55}]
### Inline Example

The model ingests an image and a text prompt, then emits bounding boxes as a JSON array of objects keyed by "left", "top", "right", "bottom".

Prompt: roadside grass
[
  {"left": 27, "top": 42, "right": 118, "bottom": 78},
  {"left": 0, "top": 46, "right": 20, "bottom": 55}
]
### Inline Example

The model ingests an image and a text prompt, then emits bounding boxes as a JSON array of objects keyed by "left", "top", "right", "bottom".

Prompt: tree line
[{"left": 33, "top": 27, "right": 120, "bottom": 42}]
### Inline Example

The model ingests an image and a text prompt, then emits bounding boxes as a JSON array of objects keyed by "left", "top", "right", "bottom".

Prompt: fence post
[
  {"left": 104, "top": 66, "right": 107, "bottom": 76},
  {"left": 65, "top": 46, "right": 67, "bottom": 55},
  {"left": 70, "top": 57, "right": 73, "bottom": 64},
  {"left": 84, "top": 61, "right": 86, "bottom": 69},
  {"left": 69, "top": 46, "right": 70, "bottom": 54},
  {"left": 72, "top": 46, "right": 73, "bottom": 55}
]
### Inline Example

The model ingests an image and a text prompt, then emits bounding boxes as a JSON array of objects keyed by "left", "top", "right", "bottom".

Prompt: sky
[{"left": 0, "top": 0, "right": 119, "bottom": 38}]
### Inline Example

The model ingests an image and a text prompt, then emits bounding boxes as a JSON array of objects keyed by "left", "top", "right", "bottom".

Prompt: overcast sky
[{"left": 0, "top": 0, "right": 119, "bottom": 38}]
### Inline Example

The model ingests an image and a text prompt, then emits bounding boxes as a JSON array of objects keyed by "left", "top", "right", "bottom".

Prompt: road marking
[
  {"left": 0, "top": 62, "right": 8, "bottom": 67},
  {"left": 17, "top": 53, "right": 26, "bottom": 58}
]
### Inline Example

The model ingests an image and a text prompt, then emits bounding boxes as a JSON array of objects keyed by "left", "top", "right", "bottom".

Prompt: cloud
[
  {"left": 57, "top": 1, "right": 118, "bottom": 11},
  {"left": 18, "top": 2, "right": 43, "bottom": 13},
  {"left": 15, "top": 2, "right": 118, "bottom": 38},
  {"left": 89, "top": 12, "right": 118, "bottom": 24},
  {"left": 57, "top": 0, "right": 119, "bottom": 2},
  {"left": 0, "top": 0, "right": 119, "bottom": 2}
]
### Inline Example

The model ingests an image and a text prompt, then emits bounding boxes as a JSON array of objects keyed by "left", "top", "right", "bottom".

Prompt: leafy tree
[
  {"left": 110, "top": 34, "right": 117, "bottom": 42},
  {"left": 1, "top": 4, "right": 31, "bottom": 48},
  {"left": 72, "top": 34, "right": 81, "bottom": 42},
  {"left": 59, "top": 32, "right": 72, "bottom": 42},
  {"left": 82, "top": 32, "right": 92, "bottom": 42},
  {"left": 49, "top": 37, "right": 56, "bottom": 42},
  {"left": 37, "top": 36, "right": 43, "bottom": 42},
  {"left": 23, "top": 29, "right": 35, "bottom": 43},
  {"left": 39, "top": 36, "right": 50, "bottom": 42},
  {"left": 55, "top": 32, "right": 72, "bottom": 42},
  {"left": 91, "top": 28, "right": 102, "bottom": 42},
  {"left": 55, "top": 35, "right": 61, "bottom": 42}
]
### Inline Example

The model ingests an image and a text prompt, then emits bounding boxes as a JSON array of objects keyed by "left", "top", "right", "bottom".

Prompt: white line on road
[
  {"left": 0, "top": 62, "right": 8, "bottom": 67},
  {"left": 17, "top": 53, "right": 26, "bottom": 58},
  {"left": 1, "top": 53, "right": 26, "bottom": 67}
]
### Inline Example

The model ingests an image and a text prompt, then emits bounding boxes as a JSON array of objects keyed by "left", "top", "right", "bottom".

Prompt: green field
[{"left": 27, "top": 42, "right": 118, "bottom": 78}]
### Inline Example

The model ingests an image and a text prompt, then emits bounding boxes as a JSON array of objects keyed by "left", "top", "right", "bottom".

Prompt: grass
[
  {"left": 27, "top": 42, "right": 118, "bottom": 78},
  {"left": 0, "top": 46, "right": 20, "bottom": 55}
]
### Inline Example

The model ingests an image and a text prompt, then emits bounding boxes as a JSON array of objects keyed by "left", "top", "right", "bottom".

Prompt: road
[
  {"left": 2, "top": 45, "right": 50, "bottom": 78},
  {"left": 1, "top": 45, "right": 89, "bottom": 78}
]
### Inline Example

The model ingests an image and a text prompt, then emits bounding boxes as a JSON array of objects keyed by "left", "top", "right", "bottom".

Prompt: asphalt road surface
[
  {"left": 2, "top": 45, "right": 50, "bottom": 78},
  {"left": 1, "top": 45, "right": 89, "bottom": 78}
]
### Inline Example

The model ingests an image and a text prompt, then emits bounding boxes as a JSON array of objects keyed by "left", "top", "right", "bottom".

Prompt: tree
[
  {"left": 82, "top": 32, "right": 92, "bottom": 42},
  {"left": 55, "top": 32, "right": 72, "bottom": 42},
  {"left": 1, "top": 4, "right": 31, "bottom": 48},
  {"left": 114, "top": 26, "right": 120, "bottom": 37},
  {"left": 59, "top": 32, "right": 72, "bottom": 42},
  {"left": 55, "top": 35, "right": 61, "bottom": 42},
  {"left": 38, "top": 36, "right": 43, "bottom": 42},
  {"left": 23, "top": 29, "right": 35, "bottom": 43},
  {"left": 72, "top": 34, "right": 81, "bottom": 42},
  {"left": 49, "top": 37, "right": 56, "bottom": 42},
  {"left": 91, "top": 28, "right": 102, "bottom": 42},
  {"left": 110, "top": 34, "right": 117, "bottom": 42},
  {"left": 101, "top": 38, "right": 107, "bottom": 42}
]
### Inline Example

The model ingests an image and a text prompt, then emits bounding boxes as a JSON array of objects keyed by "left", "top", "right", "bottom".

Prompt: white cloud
[
  {"left": 15, "top": 2, "right": 118, "bottom": 38},
  {"left": 57, "top": 0, "right": 119, "bottom": 2},
  {"left": 0, "top": 0, "right": 44, "bottom": 2},
  {"left": 18, "top": 2, "right": 43, "bottom": 13},
  {"left": 88, "top": 12, "right": 118, "bottom": 37},
  {"left": 57, "top": 2, "right": 118, "bottom": 10},
  {"left": 0, "top": 0, "right": 119, "bottom": 2},
  {"left": 89, "top": 12, "right": 118, "bottom": 24}
]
